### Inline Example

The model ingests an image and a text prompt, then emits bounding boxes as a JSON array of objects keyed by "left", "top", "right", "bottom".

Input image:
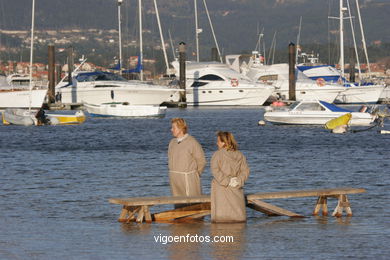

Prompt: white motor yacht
[
  {"left": 237, "top": 53, "right": 345, "bottom": 103},
  {"left": 171, "top": 61, "right": 274, "bottom": 106},
  {"left": 55, "top": 71, "right": 181, "bottom": 106},
  {"left": 298, "top": 65, "right": 385, "bottom": 104}
]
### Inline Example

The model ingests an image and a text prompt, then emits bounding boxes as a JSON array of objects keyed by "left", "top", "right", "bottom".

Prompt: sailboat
[
  {"left": 56, "top": 0, "right": 181, "bottom": 107},
  {"left": 2, "top": 0, "right": 86, "bottom": 126},
  {"left": 298, "top": 0, "right": 385, "bottom": 104},
  {"left": 1, "top": 0, "right": 44, "bottom": 125},
  {"left": 0, "top": 0, "right": 47, "bottom": 110}
]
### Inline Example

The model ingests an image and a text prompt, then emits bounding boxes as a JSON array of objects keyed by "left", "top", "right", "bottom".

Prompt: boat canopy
[
  {"left": 75, "top": 71, "right": 127, "bottom": 82},
  {"left": 319, "top": 101, "right": 352, "bottom": 112}
]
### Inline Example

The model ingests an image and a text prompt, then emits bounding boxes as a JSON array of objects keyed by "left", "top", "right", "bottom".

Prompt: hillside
[{"left": 1, "top": 0, "right": 389, "bottom": 63}]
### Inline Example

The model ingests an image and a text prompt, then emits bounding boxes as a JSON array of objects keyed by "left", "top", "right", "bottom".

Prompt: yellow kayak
[{"left": 325, "top": 113, "right": 352, "bottom": 130}]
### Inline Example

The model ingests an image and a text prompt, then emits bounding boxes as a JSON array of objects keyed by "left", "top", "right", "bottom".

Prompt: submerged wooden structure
[{"left": 109, "top": 187, "right": 366, "bottom": 223}]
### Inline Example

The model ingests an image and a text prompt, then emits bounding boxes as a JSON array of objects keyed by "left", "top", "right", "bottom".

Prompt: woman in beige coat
[
  {"left": 168, "top": 118, "right": 206, "bottom": 197},
  {"left": 211, "top": 131, "right": 250, "bottom": 223}
]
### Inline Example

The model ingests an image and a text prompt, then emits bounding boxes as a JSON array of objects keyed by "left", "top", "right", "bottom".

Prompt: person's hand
[{"left": 228, "top": 177, "right": 239, "bottom": 188}]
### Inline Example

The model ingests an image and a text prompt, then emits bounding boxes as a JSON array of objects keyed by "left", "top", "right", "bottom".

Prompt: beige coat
[
  {"left": 168, "top": 135, "right": 206, "bottom": 196},
  {"left": 211, "top": 149, "right": 250, "bottom": 222}
]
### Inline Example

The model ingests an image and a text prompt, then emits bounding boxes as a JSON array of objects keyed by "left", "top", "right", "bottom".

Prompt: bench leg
[
  {"left": 118, "top": 206, "right": 141, "bottom": 222},
  {"left": 313, "top": 196, "right": 328, "bottom": 216},
  {"left": 332, "top": 195, "right": 352, "bottom": 217}
]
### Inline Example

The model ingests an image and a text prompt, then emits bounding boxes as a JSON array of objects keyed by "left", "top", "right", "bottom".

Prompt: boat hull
[
  {"left": 2, "top": 108, "right": 36, "bottom": 126},
  {"left": 264, "top": 111, "right": 374, "bottom": 126},
  {"left": 335, "top": 85, "right": 385, "bottom": 104},
  {"left": 0, "top": 89, "right": 47, "bottom": 109},
  {"left": 84, "top": 103, "right": 167, "bottom": 117},
  {"left": 57, "top": 85, "right": 178, "bottom": 106},
  {"left": 186, "top": 85, "right": 274, "bottom": 106}
]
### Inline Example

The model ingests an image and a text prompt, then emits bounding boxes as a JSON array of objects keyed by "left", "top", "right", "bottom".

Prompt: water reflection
[
  {"left": 167, "top": 223, "right": 205, "bottom": 260},
  {"left": 210, "top": 223, "right": 246, "bottom": 260}
]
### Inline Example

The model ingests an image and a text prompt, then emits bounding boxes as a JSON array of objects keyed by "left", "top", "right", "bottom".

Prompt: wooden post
[
  {"left": 67, "top": 46, "right": 74, "bottom": 84},
  {"left": 288, "top": 42, "right": 296, "bottom": 101},
  {"left": 178, "top": 42, "right": 187, "bottom": 108},
  {"left": 47, "top": 44, "right": 55, "bottom": 104}
]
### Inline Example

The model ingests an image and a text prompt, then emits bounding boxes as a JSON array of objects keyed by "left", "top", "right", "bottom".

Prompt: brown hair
[
  {"left": 217, "top": 131, "right": 238, "bottom": 151},
  {"left": 171, "top": 117, "right": 188, "bottom": 134}
]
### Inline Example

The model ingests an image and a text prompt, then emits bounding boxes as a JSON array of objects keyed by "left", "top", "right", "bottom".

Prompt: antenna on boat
[{"left": 29, "top": 0, "right": 36, "bottom": 113}]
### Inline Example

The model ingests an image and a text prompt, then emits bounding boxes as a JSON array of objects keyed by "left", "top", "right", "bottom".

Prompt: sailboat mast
[
  {"left": 194, "top": 0, "right": 200, "bottom": 62},
  {"left": 346, "top": 0, "right": 362, "bottom": 81},
  {"left": 138, "top": 0, "right": 143, "bottom": 81},
  {"left": 296, "top": 16, "right": 302, "bottom": 63},
  {"left": 153, "top": 0, "right": 170, "bottom": 75},
  {"left": 339, "top": 0, "right": 345, "bottom": 78},
  {"left": 355, "top": 0, "right": 371, "bottom": 77},
  {"left": 29, "top": 0, "right": 36, "bottom": 112},
  {"left": 203, "top": 0, "right": 222, "bottom": 63},
  {"left": 168, "top": 29, "right": 176, "bottom": 60},
  {"left": 117, "top": 0, "right": 123, "bottom": 75}
]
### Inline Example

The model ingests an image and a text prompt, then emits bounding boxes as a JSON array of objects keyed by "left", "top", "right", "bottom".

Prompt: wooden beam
[
  {"left": 152, "top": 203, "right": 211, "bottom": 221},
  {"left": 247, "top": 199, "right": 304, "bottom": 217},
  {"left": 247, "top": 188, "right": 366, "bottom": 200}
]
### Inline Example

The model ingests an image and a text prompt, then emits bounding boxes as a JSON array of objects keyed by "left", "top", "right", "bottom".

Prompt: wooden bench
[{"left": 109, "top": 187, "right": 366, "bottom": 223}]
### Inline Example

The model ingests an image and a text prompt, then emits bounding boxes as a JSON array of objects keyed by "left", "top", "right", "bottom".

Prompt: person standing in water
[
  {"left": 168, "top": 118, "right": 206, "bottom": 197},
  {"left": 211, "top": 131, "right": 250, "bottom": 223}
]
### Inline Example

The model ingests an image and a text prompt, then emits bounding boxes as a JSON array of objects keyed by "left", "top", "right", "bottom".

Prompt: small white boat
[
  {"left": 2, "top": 108, "right": 37, "bottom": 126},
  {"left": 264, "top": 100, "right": 376, "bottom": 126},
  {"left": 2, "top": 109, "right": 86, "bottom": 126},
  {"left": 84, "top": 102, "right": 167, "bottom": 117}
]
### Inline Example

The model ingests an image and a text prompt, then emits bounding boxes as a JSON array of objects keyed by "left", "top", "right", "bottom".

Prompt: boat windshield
[
  {"left": 295, "top": 102, "right": 326, "bottom": 111},
  {"left": 76, "top": 72, "right": 127, "bottom": 82},
  {"left": 289, "top": 101, "right": 301, "bottom": 110}
]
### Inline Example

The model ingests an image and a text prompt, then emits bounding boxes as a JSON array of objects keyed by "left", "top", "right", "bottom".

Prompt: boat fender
[{"left": 332, "top": 125, "right": 348, "bottom": 134}]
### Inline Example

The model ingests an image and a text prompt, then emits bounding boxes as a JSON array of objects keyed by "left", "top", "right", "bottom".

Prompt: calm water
[{"left": 0, "top": 107, "right": 389, "bottom": 259}]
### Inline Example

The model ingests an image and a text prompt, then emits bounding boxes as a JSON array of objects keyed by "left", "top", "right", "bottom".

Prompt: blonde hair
[
  {"left": 217, "top": 131, "right": 238, "bottom": 151},
  {"left": 171, "top": 117, "right": 188, "bottom": 134}
]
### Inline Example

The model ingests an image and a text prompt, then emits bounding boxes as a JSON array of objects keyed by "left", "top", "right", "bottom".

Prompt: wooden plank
[
  {"left": 247, "top": 187, "right": 366, "bottom": 200},
  {"left": 152, "top": 203, "right": 210, "bottom": 221},
  {"left": 109, "top": 188, "right": 365, "bottom": 207},
  {"left": 109, "top": 195, "right": 210, "bottom": 206},
  {"left": 247, "top": 199, "right": 304, "bottom": 217}
]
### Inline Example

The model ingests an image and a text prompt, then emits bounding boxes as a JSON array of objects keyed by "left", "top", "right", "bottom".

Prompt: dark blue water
[{"left": 0, "top": 108, "right": 389, "bottom": 259}]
